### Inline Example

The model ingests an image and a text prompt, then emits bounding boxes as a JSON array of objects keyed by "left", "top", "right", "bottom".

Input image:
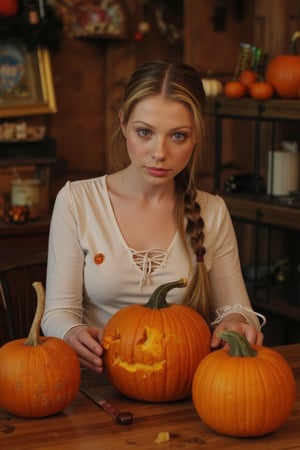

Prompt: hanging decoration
[
  {"left": 134, "top": 20, "right": 151, "bottom": 42},
  {"left": 134, "top": 0, "right": 182, "bottom": 45},
  {"left": 53, "top": 0, "right": 128, "bottom": 39},
  {"left": 154, "top": 2, "right": 182, "bottom": 44}
]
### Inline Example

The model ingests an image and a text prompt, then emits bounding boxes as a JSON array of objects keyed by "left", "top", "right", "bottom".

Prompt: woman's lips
[{"left": 146, "top": 167, "right": 170, "bottom": 177}]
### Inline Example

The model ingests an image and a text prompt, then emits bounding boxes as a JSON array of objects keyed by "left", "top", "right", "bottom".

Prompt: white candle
[{"left": 267, "top": 150, "right": 299, "bottom": 196}]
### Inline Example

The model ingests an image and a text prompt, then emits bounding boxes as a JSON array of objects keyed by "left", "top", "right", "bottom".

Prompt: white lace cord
[
  {"left": 129, "top": 248, "right": 167, "bottom": 290},
  {"left": 211, "top": 303, "right": 267, "bottom": 330}
]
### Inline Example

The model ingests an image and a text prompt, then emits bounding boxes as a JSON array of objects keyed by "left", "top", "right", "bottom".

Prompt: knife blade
[{"left": 80, "top": 383, "right": 133, "bottom": 425}]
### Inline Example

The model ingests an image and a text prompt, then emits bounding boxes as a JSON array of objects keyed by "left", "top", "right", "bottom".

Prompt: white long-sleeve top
[{"left": 42, "top": 175, "right": 263, "bottom": 338}]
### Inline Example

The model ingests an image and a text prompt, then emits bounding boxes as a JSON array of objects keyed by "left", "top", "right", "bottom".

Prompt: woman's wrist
[{"left": 219, "top": 312, "right": 248, "bottom": 326}]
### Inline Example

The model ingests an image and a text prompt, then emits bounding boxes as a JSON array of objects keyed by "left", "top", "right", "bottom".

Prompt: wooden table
[{"left": 1, "top": 344, "right": 300, "bottom": 450}]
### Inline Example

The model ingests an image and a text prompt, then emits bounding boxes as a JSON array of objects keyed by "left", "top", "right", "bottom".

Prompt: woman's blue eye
[
  {"left": 173, "top": 132, "right": 186, "bottom": 141},
  {"left": 137, "top": 128, "right": 151, "bottom": 137}
]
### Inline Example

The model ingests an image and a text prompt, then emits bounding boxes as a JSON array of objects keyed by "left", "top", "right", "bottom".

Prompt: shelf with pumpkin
[
  {"left": 206, "top": 97, "right": 300, "bottom": 121},
  {"left": 204, "top": 35, "right": 300, "bottom": 344},
  {"left": 222, "top": 31, "right": 300, "bottom": 102},
  {"left": 203, "top": 32, "right": 300, "bottom": 105}
]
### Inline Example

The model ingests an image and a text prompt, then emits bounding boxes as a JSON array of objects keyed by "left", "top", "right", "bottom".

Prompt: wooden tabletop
[{"left": 1, "top": 344, "right": 300, "bottom": 450}]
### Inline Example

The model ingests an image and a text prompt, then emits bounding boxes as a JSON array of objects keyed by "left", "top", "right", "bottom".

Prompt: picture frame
[
  {"left": 0, "top": 39, "right": 57, "bottom": 119},
  {"left": 68, "top": 0, "right": 128, "bottom": 39}
]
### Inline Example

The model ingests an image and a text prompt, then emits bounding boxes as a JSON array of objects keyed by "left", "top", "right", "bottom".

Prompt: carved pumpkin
[
  {"left": 102, "top": 279, "right": 211, "bottom": 402},
  {"left": 201, "top": 78, "right": 223, "bottom": 97},
  {"left": 0, "top": 282, "right": 81, "bottom": 418},
  {"left": 266, "top": 31, "right": 300, "bottom": 98},
  {"left": 192, "top": 330, "right": 296, "bottom": 437}
]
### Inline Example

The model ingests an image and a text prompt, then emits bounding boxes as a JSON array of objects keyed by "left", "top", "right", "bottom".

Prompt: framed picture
[
  {"left": 0, "top": 39, "right": 57, "bottom": 119},
  {"left": 72, "top": 0, "right": 127, "bottom": 39}
]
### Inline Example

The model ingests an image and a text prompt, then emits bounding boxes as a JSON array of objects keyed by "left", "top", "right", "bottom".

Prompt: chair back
[{"left": 0, "top": 247, "right": 47, "bottom": 343}]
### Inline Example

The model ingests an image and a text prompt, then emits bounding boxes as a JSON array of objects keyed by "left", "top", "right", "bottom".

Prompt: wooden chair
[{"left": 0, "top": 247, "right": 48, "bottom": 343}]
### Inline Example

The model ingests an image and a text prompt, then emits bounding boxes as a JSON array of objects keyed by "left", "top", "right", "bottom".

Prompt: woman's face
[{"left": 120, "top": 95, "right": 196, "bottom": 185}]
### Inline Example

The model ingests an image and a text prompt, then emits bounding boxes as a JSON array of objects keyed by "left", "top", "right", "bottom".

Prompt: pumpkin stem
[
  {"left": 25, "top": 282, "right": 45, "bottom": 346},
  {"left": 218, "top": 330, "right": 258, "bottom": 357},
  {"left": 144, "top": 278, "right": 188, "bottom": 309},
  {"left": 291, "top": 31, "right": 300, "bottom": 54}
]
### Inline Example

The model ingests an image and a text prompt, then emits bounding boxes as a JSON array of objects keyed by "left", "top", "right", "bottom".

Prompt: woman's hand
[
  {"left": 210, "top": 313, "right": 264, "bottom": 349},
  {"left": 64, "top": 325, "right": 104, "bottom": 373}
]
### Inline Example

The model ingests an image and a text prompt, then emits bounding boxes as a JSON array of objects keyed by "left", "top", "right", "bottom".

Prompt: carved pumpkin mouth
[{"left": 113, "top": 357, "right": 166, "bottom": 373}]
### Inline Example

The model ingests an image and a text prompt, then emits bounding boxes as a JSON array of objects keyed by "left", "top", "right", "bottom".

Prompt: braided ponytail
[{"left": 175, "top": 172, "right": 213, "bottom": 322}]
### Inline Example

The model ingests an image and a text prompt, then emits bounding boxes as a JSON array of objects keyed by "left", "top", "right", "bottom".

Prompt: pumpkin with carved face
[{"left": 102, "top": 279, "right": 211, "bottom": 402}]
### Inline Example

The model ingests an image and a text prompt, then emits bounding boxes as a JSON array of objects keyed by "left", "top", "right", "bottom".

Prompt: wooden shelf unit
[
  {"left": 208, "top": 98, "right": 300, "bottom": 344},
  {"left": 207, "top": 98, "right": 300, "bottom": 121},
  {"left": 223, "top": 195, "right": 300, "bottom": 231}
]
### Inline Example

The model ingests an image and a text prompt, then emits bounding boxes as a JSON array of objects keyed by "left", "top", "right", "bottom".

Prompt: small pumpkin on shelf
[
  {"left": 201, "top": 78, "right": 223, "bottom": 97},
  {"left": 249, "top": 81, "right": 274, "bottom": 100},
  {"left": 192, "top": 330, "right": 296, "bottom": 437},
  {"left": 238, "top": 69, "right": 259, "bottom": 92},
  {"left": 102, "top": 278, "right": 211, "bottom": 403},
  {"left": 224, "top": 80, "right": 247, "bottom": 98},
  {"left": 0, "top": 282, "right": 81, "bottom": 418},
  {"left": 266, "top": 31, "right": 300, "bottom": 99}
]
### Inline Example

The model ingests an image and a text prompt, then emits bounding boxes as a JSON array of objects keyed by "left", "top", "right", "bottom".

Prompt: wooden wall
[{"left": 43, "top": 0, "right": 300, "bottom": 196}]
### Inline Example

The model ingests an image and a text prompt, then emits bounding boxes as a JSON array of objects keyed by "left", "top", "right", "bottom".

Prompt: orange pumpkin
[
  {"left": 238, "top": 69, "right": 259, "bottom": 91},
  {"left": 249, "top": 81, "right": 274, "bottom": 100},
  {"left": 224, "top": 81, "right": 247, "bottom": 98},
  {"left": 192, "top": 330, "right": 296, "bottom": 437},
  {"left": 0, "top": 282, "right": 81, "bottom": 418},
  {"left": 102, "top": 278, "right": 211, "bottom": 402},
  {"left": 266, "top": 31, "right": 300, "bottom": 98}
]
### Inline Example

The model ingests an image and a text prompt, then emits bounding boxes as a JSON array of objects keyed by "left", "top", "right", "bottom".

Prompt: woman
[{"left": 42, "top": 60, "right": 265, "bottom": 373}]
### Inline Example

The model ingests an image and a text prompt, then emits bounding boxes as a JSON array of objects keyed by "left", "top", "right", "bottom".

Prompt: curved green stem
[
  {"left": 218, "top": 330, "right": 258, "bottom": 357},
  {"left": 145, "top": 278, "right": 187, "bottom": 310},
  {"left": 25, "top": 282, "right": 45, "bottom": 346}
]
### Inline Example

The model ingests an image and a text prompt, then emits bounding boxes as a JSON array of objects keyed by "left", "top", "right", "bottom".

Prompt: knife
[{"left": 80, "top": 383, "right": 133, "bottom": 425}]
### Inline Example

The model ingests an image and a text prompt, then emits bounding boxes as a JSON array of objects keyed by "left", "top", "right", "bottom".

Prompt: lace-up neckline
[{"left": 129, "top": 248, "right": 168, "bottom": 289}]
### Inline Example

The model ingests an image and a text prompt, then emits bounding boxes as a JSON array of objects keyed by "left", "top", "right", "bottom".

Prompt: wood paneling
[{"left": 184, "top": 0, "right": 255, "bottom": 75}]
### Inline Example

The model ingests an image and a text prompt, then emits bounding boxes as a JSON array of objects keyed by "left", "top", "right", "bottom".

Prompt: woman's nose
[{"left": 152, "top": 138, "right": 167, "bottom": 161}]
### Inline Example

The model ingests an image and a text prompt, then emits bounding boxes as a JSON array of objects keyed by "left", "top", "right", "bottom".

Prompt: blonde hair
[{"left": 109, "top": 60, "right": 213, "bottom": 322}]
